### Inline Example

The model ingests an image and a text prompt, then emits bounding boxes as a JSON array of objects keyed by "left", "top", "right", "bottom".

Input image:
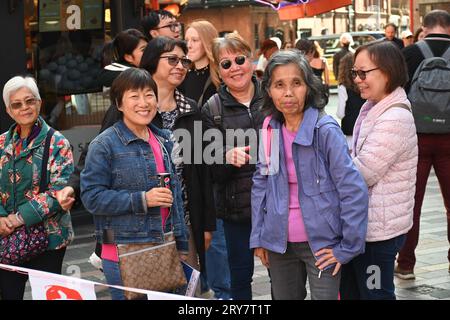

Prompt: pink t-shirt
[
  {"left": 282, "top": 125, "right": 308, "bottom": 243},
  {"left": 101, "top": 129, "right": 170, "bottom": 262},
  {"left": 147, "top": 128, "right": 170, "bottom": 228}
]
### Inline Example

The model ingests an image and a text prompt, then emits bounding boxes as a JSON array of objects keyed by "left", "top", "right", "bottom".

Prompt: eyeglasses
[
  {"left": 219, "top": 55, "right": 247, "bottom": 70},
  {"left": 160, "top": 55, "right": 192, "bottom": 69},
  {"left": 9, "top": 98, "right": 38, "bottom": 110},
  {"left": 154, "top": 22, "right": 181, "bottom": 33},
  {"left": 351, "top": 67, "right": 380, "bottom": 80}
]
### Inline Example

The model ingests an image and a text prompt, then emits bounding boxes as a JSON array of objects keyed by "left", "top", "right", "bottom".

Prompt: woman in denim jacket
[
  {"left": 250, "top": 50, "right": 368, "bottom": 300},
  {"left": 81, "top": 68, "right": 188, "bottom": 300}
]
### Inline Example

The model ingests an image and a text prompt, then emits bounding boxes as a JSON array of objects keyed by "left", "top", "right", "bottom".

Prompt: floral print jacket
[{"left": 0, "top": 117, "right": 74, "bottom": 250}]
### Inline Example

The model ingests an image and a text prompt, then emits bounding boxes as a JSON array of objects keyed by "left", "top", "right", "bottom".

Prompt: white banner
[{"left": 28, "top": 270, "right": 97, "bottom": 300}]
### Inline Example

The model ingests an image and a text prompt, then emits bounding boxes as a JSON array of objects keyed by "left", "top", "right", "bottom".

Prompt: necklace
[{"left": 192, "top": 65, "right": 209, "bottom": 76}]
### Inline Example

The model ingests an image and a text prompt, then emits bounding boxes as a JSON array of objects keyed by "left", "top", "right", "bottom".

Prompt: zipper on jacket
[
  {"left": 293, "top": 124, "right": 322, "bottom": 278},
  {"left": 247, "top": 107, "right": 254, "bottom": 123},
  {"left": 315, "top": 128, "right": 320, "bottom": 186}
]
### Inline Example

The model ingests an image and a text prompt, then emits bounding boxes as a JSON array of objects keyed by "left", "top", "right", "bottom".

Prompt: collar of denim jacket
[{"left": 113, "top": 120, "right": 171, "bottom": 146}]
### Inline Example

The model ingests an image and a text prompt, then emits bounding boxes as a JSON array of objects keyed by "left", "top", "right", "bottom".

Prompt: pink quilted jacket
[{"left": 352, "top": 88, "right": 418, "bottom": 242}]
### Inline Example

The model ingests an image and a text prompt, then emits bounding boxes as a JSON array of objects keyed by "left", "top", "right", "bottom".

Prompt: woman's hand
[
  {"left": 226, "top": 146, "right": 252, "bottom": 168},
  {"left": 254, "top": 247, "right": 269, "bottom": 268},
  {"left": 314, "top": 248, "right": 342, "bottom": 276},
  {"left": 56, "top": 186, "right": 76, "bottom": 211},
  {"left": 145, "top": 187, "right": 173, "bottom": 208},
  {"left": 204, "top": 231, "right": 212, "bottom": 251},
  {"left": 7, "top": 214, "right": 24, "bottom": 229},
  {"left": 0, "top": 217, "right": 14, "bottom": 237}
]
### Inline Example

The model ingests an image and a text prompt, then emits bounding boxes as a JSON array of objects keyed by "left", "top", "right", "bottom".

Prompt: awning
[{"left": 254, "top": 0, "right": 353, "bottom": 21}]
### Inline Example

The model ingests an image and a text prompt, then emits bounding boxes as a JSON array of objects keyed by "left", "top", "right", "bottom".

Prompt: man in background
[
  {"left": 384, "top": 23, "right": 404, "bottom": 49},
  {"left": 141, "top": 9, "right": 181, "bottom": 40}
]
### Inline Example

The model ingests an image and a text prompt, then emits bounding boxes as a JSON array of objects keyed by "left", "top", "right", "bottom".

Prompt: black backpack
[{"left": 408, "top": 39, "right": 450, "bottom": 133}]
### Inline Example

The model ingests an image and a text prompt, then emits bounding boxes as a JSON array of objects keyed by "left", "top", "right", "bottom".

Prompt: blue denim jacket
[
  {"left": 250, "top": 107, "right": 368, "bottom": 264},
  {"left": 80, "top": 120, "right": 188, "bottom": 252}
]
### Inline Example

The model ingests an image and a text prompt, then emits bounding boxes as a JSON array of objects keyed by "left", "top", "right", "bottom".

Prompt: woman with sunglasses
[
  {"left": 0, "top": 76, "right": 74, "bottom": 299},
  {"left": 139, "top": 36, "right": 217, "bottom": 297},
  {"left": 340, "top": 40, "right": 418, "bottom": 300},
  {"left": 201, "top": 32, "right": 265, "bottom": 300}
]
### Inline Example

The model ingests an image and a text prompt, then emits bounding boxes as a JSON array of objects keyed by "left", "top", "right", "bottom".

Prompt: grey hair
[
  {"left": 261, "top": 49, "right": 327, "bottom": 121},
  {"left": 3, "top": 75, "right": 41, "bottom": 107}
]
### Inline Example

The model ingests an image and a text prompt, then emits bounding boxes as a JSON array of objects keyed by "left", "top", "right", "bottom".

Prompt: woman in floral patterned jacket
[{"left": 0, "top": 76, "right": 74, "bottom": 300}]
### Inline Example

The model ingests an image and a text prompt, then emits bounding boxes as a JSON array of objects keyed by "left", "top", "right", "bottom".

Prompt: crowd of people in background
[{"left": 1, "top": 8, "right": 449, "bottom": 301}]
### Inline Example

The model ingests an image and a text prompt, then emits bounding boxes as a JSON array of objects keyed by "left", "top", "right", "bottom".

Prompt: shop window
[{"left": 24, "top": 0, "right": 112, "bottom": 130}]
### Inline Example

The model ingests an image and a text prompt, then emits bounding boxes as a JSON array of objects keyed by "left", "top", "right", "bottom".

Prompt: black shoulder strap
[
  {"left": 197, "top": 76, "right": 212, "bottom": 108},
  {"left": 39, "top": 128, "right": 55, "bottom": 193},
  {"left": 206, "top": 93, "right": 223, "bottom": 127}
]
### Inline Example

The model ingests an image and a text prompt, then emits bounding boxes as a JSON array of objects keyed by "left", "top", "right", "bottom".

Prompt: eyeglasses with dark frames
[
  {"left": 154, "top": 22, "right": 181, "bottom": 33},
  {"left": 9, "top": 97, "right": 38, "bottom": 110},
  {"left": 351, "top": 67, "right": 380, "bottom": 80},
  {"left": 219, "top": 55, "right": 247, "bottom": 70},
  {"left": 160, "top": 55, "right": 192, "bottom": 69}
]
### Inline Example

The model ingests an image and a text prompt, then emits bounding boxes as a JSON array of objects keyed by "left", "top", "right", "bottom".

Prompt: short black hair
[
  {"left": 112, "top": 29, "right": 147, "bottom": 64},
  {"left": 139, "top": 36, "right": 188, "bottom": 75},
  {"left": 110, "top": 68, "right": 158, "bottom": 109},
  {"left": 295, "top": 39, "right": 315, "bottom": 55},
  {"left": 141, "top": 9, "right": 176, "bottom": 40}
]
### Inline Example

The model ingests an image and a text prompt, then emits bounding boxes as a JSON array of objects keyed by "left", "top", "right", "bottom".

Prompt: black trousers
[{"left": 0, "top": 248, "right": 66, "bottom": 300}]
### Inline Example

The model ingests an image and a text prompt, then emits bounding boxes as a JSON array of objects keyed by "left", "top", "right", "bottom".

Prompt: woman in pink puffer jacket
[{"left": 340, "top": 40, "right": 418, "bottom": 300}]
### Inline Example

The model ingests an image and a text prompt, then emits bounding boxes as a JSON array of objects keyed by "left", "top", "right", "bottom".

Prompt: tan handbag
[{"left": 118, "top": 232, "right": 187, "bottom": 300}]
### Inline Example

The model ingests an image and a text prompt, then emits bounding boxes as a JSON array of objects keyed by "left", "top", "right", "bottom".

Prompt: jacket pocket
[
  {"left": 311, "top": 183, "right": 342, "bottom": 237},
  {"left": 113, "top": 168, "right": 146, "bottom": 189}
]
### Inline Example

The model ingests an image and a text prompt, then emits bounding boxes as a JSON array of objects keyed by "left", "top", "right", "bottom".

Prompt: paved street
[{"left": 21, "top": 93, "right": 450, "bottom": 300}]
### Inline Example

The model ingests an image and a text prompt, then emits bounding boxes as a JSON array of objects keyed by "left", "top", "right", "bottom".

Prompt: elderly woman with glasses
[
  {"left": 139, "top": 36, "right": 217, "bottom": 297},
  {"left": 201, "top": 32, "right": 265, "bottom": 300},
  {"left": 0, "top": 76, "right": 74, "bottom": 300},
  {"left": 340, "top": 40, "right": 418, "bottom": 300}
]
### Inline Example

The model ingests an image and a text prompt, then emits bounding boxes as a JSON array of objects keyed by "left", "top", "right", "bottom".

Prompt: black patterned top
[{"left": 158, "top": 90, "right": 191, "bottom": 225}]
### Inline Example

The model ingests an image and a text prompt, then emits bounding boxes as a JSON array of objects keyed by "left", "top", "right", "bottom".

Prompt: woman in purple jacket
[{"left": 250, "top": 50, "right": 368, "bottom": 300}]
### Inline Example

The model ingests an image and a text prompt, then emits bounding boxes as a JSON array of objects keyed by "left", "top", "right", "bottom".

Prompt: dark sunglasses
[
  {"left": 10, "top": 97, "right": 38, "bottom": 110},
  {"left": 160, "top": 55, "right": 192, "bottom": 69},
  {"left": 219, "top": 55, "right": 247, "bottom": 70},
  {"left": 155, "top": 22, "right": 181, "bottom": 33},
  {"left": 351, "top": 67, "right": 379, "bottom": 80}
]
